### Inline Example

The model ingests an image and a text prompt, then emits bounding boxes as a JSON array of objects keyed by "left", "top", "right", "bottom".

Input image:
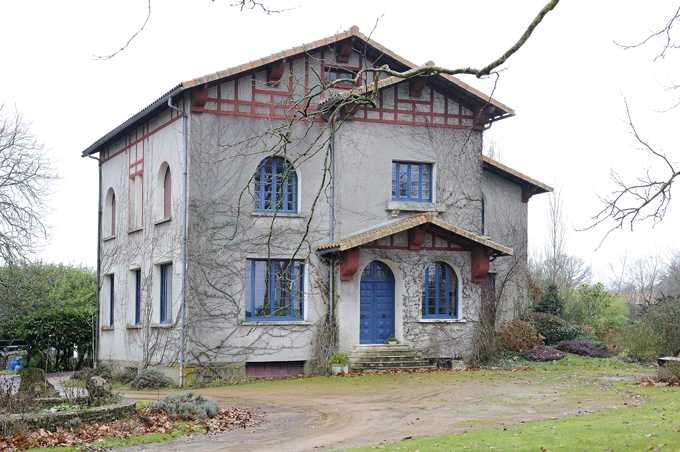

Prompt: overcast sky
[{"left": 1, "top": 0, "right": 678, "bottom": 282}]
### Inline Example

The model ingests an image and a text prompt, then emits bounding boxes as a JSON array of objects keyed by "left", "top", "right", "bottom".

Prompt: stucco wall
[{"left": 97, "top": 101, "right": 186, "bottom": 371}]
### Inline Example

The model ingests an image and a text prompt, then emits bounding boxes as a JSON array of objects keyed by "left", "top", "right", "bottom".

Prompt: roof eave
[{"left": 81, "top": 85, "right": 185, "bottom": 158}]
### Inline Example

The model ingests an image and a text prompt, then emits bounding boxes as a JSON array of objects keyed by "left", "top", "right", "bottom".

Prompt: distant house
[{"left": 82, "top": 27, "right": 551, "bottom": 381}]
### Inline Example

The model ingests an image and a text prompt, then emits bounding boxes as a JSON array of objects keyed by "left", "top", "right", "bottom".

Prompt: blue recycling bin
[{"left": 9, "top": 359, "right": 20, "bottom": 371}]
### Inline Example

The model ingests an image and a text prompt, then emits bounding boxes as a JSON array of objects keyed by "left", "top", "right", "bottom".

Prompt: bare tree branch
[
  {"left": 94, "top": 0, "right": 152, "bottom": 61},
  {"left": 587, "top": 99, "right": 678, "bottom": 241},
  {"left": 615, "top": 6, "right": 680, "bottom": 61}
]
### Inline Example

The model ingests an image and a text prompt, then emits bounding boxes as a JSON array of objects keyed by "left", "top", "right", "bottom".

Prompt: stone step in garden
[{"left": 348, "top": 344, "right": 435, "bottom": 372}]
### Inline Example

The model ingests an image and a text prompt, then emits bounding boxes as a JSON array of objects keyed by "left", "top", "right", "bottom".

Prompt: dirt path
[{"left": 121, "top": 370, "right": 643, "bottom": 452}]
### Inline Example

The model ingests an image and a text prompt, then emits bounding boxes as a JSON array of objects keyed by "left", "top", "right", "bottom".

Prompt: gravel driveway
[{"left": 120, "top": 369, "right": 642, "bottom": 452}]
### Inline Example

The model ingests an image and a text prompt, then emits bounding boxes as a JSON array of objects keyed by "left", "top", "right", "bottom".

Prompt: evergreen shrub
[
  {"left": 148, "top": 392, "right": 219, "bottom": 420},
  {"left": 130, "top": 369, "right": 174, "bottom": 390}
]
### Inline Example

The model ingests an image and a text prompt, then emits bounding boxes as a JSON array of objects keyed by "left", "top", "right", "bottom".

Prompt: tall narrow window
[
  {"left": 105, "top": 188, "right": 116, "bottom": 237},
  {"left": 108, "top": 274, "right": 115, "bottom": 327},
  {"left": 246, "top": 259, "right": 304, "bottom": 320},
  {"left": 111, "top": 193, "right": 116, "bottom": 235},
  {"left": 130, "top": 175, "right": 143, "bottom": 229},
  {"left": 392, "top": 162, "right": 432, "bottom": 202},
  {"left": 163, "top": 167, "right": 171, "bottom": 219},
  {"left": 134, "top": 269, "right": 141, "bottom": 325},
  {"left": 254, "top": 157, "right": 297, "bottom": 213},
  {"left": 481, "top": 197, "right": 485, "bottom": 236},
  {"left": 422, "top": 262, "right": 458, "bottom": 319},
  {"left": 160, "top": 263, "right": 172, "bottom": 324}
]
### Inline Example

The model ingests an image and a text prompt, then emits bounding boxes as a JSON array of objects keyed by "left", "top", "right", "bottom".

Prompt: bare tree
[
  {"left": 592, "top": 7, "right": 680, "bottom": 236},
  {"left": 531, "top": 188, "right": 591, "bottom": 291},
  {"left": 0, "top": 104, "right": 54, "bottom": 264}
]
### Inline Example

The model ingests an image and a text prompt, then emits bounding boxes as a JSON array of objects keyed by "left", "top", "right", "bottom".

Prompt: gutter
[{"left": 167, "top": 90, "right": 189, "bottom": 388}]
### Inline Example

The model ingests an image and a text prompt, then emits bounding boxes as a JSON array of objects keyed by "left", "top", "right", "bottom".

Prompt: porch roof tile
[{"left": 316, "top": 212, "right": 513, "bottom": 256}]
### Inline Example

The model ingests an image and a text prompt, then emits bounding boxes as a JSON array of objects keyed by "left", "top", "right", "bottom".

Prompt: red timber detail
[
  {"left": 100, "top": 107, "right": 184, "bottom": 164},
  {"left": 409, "top": 77, "right": 427, "bottom": 97},
  {"left": 340, "top": 248, "right": 360, "bottom": 281},
  {"left": 320, "top": 52, "right": 364, "bottom": 92},
  {"left": 521, "top": 183, "right": 535, "bottom": 203},
  {"left": 199, "top": 55, "right": 476, "bottom": 130},
  {"left": 408, "top": 225, "right": 428, "bottom": 250},
  {"left": 472, "top": 105, "right": 490, "bottom": 130},
  {"left": 335, "top": 38, "right": 355, "bottom": 63},
  {"left": 267, "top": 60, "right": 286, "bottom": 86},
  {"left": 360, "top": 231, "right": 465, "bottom": 252},
  {"left": 191, "top": 84, "right": 209, "bottom": 112},
  {"left": 470, "top": 247, "right": 490, "bottom": 283}
]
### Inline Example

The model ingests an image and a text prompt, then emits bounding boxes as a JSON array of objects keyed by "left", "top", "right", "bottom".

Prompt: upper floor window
[
  {"left": 392, "top": 162, "right": 432, "bottom": 202},
  {"left": 481, "top": 197, "right": 486, "bottom": 236},
  {"left": 163, "top": 167, "right": 171, "bottom": 219},
  {"left": 324, "top": 67, "right": 356, "bottom": 88},
  {"left": 130, "top": 174, "right": 143, "bottom": 229},
  {"left": 245, "top": 259, "right": 304, "bottom": 321},
  {"left": 104, "top": 188, "right": 116, "bottom": 237},
  {"left": 254, "top": 157, "right": 297, "bottom": 213},
  {"left": 422, "top": 261, "right": 458, "bottom": 319}
]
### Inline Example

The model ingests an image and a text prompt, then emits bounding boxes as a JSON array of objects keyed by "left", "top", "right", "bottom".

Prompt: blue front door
[{"left": 360, "top": 261, "right": 395, "bottom": 344}]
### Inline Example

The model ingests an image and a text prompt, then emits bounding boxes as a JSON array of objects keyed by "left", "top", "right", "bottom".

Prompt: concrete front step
[{"left": 349, "top": 344, "right": 434, "bottom": 372}]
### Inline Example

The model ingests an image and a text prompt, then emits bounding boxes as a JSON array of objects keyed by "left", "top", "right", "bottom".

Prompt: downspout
[
  {"left": 88, "top": 154, "right": 101, "bottom": 369},
  {"left": 168, "top": 91, "right": 188, "bottom": 387},
  {"left": 328, "top": 119, "right": 336, "bottom": 344}
]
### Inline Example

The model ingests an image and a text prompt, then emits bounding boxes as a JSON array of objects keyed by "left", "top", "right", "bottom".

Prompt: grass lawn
[{"left": 346, "top": 357, "right": 678, "bottom": 452}]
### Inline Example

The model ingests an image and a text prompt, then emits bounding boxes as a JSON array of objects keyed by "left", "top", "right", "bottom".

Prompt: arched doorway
[{"left": 360, "top": 261, "right": 395, "bottom": 344}]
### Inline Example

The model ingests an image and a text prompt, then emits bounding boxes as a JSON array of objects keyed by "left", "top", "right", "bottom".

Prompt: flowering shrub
[
  {"left": 555, "top": 340, "right": 609, "bottom": 358},
  {"left": 521, "top": 345, "right": 565, "bottom": 362}
]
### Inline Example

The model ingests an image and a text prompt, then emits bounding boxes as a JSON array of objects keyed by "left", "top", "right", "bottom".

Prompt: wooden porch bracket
[
  {"left": 408, "top": 225, "right": 428, "bottom": 250},
  {"left": 340, "top": 248, "right": 360, "bottom": 281},
  {"left": 470, "top": 247, "right": 490, "bottom": 283},
  {"left": 267, "top": 60, "right": 286, "bottom": 86},
  {"left": 335, "top": 38, "right": 355, "bottom": 63},
  {"left": 190, "top": 84, "right": 209, "bottom": 112},
  {"left": 409, "top": 78, "right": 427, "bottom": 97}
]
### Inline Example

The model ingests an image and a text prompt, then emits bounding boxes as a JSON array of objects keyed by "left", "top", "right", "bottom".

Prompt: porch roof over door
[
  {"left": 316, "top": 212, "right": 513, "bottom": 257},
  {"left": 316, "top": 213, "right": 512, "bottom": 283}
]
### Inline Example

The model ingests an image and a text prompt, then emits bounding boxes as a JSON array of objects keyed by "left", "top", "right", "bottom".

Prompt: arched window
[
  {"left": 422, "top": 261, "right": 458, "bottom": 319},
  {"left": 254, "top": 157, "right": 297, "bottom": 213},
  {"left": 104, "top": 188, "right": 116, "bottom": 237},
  {"left": 111, "top": 193, "right": 116, "bottom": 235},
  {"left": 163, "top": 167, "right": 171, "bottom": 219}
]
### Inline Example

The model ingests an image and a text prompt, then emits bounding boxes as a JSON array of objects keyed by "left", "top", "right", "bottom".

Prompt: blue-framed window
[
  {"left": 134, "top": 269, "right": 141, "bottom": 325},
  {"left": 108, "top": 274, "right": 115, "bottom": 327},
  {"left": 254, "top": 157, "right": 297, "bottom": 213},
  {"left": 481, "top": 197, "right": 485, "bottom": 235},
  {"left": 160, "top": 263, "right": 172, "bottom": 324},
  {"left": 392, "top": 162, "right": 432, "bottom": 202},
  {"left": 422, "top": 261, "right": 458, "bottom": 319},
  {"left": 246, "top": 259, "right": 304, "bottom": 321}
]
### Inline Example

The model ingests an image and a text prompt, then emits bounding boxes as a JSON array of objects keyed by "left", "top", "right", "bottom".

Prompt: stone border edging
[{"left": 0, "top": 400, "right": 136, "bottom": 436}]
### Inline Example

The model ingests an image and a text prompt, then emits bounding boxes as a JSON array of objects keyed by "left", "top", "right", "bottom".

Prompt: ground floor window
[
  {"left": 422, "top": 261, "right": 458, "bottom": 319},
  {"left": 160, "top": 263, "right": 172, "bottom": 324},
  {"left": 107, "top": 274, "right": 115, "bottom": 326},
  {"left": 246, "top": 259, "right": 304, "bottom": 320}
]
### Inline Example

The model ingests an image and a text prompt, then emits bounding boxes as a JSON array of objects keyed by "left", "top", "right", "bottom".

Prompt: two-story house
[{"left": 82, "top": 26, "right": 551, "bottom": 382}]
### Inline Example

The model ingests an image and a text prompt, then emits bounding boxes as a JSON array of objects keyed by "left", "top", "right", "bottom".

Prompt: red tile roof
[{"left": 316, "top": 212, "right": 512, "bottom": 256}]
